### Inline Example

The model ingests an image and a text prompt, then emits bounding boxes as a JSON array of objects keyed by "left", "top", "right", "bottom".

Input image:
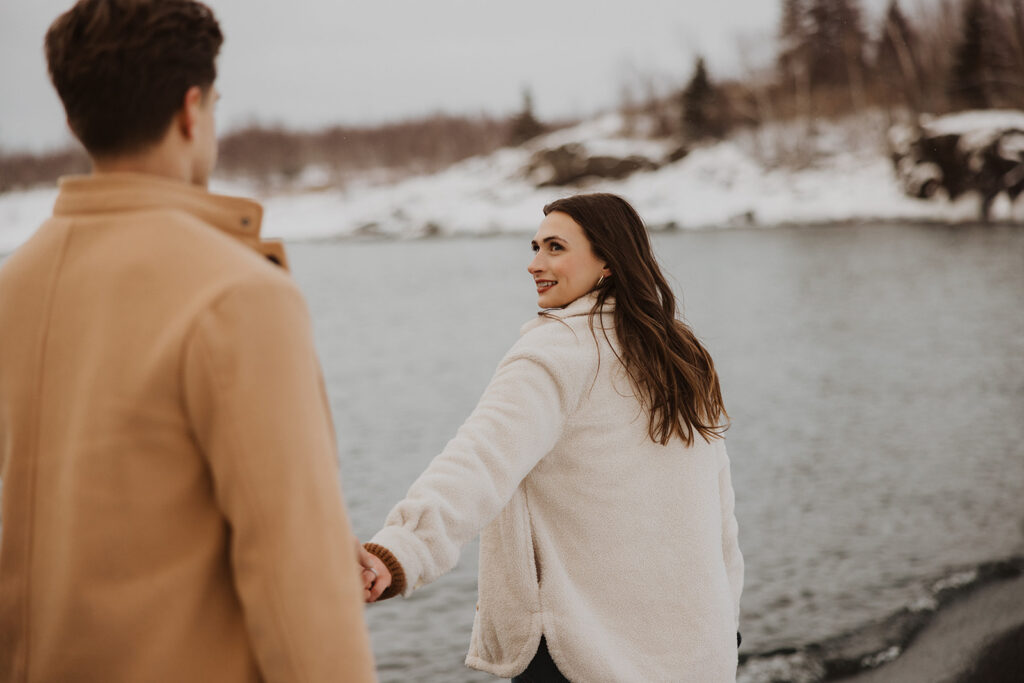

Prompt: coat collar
[
  {"left": 520, "top": 292, "right": 615, "bottom": 335},
  {"left": 53, "top": 172, "right": 288, "bottom": 269}
]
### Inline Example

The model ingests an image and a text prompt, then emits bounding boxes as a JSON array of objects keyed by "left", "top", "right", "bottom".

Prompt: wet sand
[{"left": 838, "top": 574, "right": 1024, "bottom": 683}]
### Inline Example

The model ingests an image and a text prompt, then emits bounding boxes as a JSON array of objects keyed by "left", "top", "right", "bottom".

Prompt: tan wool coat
[
  {"left": 0, "top": 173, "right": 376, "bottom": 683},
  {"left": 370, "top": 294, "right": 744, "bottom": 682}
]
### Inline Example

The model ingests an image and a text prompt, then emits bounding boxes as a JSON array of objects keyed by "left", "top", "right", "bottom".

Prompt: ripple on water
[{"left": 284, "top": 222, "right": 1024, "bottom": 680}]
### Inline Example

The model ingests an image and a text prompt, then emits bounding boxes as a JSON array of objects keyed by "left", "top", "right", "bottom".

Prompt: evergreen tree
[
  {"left": 805, "top": 0, "right": 868, "bottom": 90},
  {"left": 949, "top": 0, "right": 990, "bottom": 110},
  {"left": 507, "top": 88, "right": 545, "bottom": 146},
  {"left": 777, "top": 0, "right": 813, "bottom": 117},
  {"left": 982, "top": 0, "right": 1024, "bottom": 108},
  {"left": 681, "top": 56, "right": 726, "bottom": 140},
  {"left": 778, "top": 0, "right": 808, "bottom": 77},
  {"left": 874, "top": 0, "right": 920, "bottom": 107}
]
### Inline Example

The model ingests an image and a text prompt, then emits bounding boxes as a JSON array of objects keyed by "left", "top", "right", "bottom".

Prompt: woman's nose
[{"left": 527, "top": 253, "right": 543, "bottom": 274}]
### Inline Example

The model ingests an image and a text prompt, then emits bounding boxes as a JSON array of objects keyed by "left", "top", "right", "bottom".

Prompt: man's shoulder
[
  {"left": 1, "top": 204, "right": 294, "bottom": 322},
  {"left": 115, "top": 204, "right": 289, "bottom": 288},
  {"left": 156, "top": 206, "right": 266, "bottom": 259},
  {"left": 163, "top": 216, "right": 297, "bottom": 312},
  {"left": 0, "top": 215, "right": 68, "bottom": 285}
]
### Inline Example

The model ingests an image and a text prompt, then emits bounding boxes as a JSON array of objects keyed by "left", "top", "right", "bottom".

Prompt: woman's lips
[{"left": 535, "top": 280, "right": 556, "bottom": 293}]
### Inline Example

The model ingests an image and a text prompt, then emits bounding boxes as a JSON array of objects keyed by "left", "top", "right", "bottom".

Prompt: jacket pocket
[{"left": 524, "top": 488, "right": 542, "bottom": 586}]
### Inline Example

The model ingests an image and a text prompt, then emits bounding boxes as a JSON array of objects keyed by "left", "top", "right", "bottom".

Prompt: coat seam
[{"left": 19, "top": 217, "right": 75, "bottom": 681}]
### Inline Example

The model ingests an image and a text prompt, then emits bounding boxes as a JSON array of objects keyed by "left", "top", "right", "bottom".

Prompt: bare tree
[
  {"left": 949, "top": 0, "right": 991, "bottom": 109},
  {"left": 874, "top": 0, "right": 922, "bottom": 112},
  {"left": 985, "top": 0, "right": 1024, "bottom": 108},
  {"left": 908, "top": 0, "right": 960, "bottom": 112}
]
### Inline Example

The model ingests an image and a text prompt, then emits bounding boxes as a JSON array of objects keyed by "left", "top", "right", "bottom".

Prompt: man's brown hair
[{"left": 45, "top": 0, "right": 223, "bottom": 158}]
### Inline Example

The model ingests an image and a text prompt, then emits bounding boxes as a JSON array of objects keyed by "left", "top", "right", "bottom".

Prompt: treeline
[
  {"left": 216, "top": 113, "right": 523, "bottom": 187},
  {"left": 0, "top": 113, "right": 527, "bottom": 193},
  {"left": 776, "top": 0, "right": 1024, "bottom": 117},
  {"left": 674, "top": 0, "right": 1024, "bottom": 143},
  {"left": 213, "top": 91, "right": 558, "bottom": 187},
  {"left": 2, "top": 0, "right": 1022, "bottom": 192},
  {"left": 0, "top": 148, "right": 89, "bottom": 193}
]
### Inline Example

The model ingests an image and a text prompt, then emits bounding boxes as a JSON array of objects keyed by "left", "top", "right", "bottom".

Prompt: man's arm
[{"left": 183, "top": 274, "right": 376, "bottom": 683}]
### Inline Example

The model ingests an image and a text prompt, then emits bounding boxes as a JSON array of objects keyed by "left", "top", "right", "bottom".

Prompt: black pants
[
  {"left": 510, "top": 632, "right": 741, "bottom": 681},
  {"left": 510, "top": 636, "right": 569, "bottom": 683}
]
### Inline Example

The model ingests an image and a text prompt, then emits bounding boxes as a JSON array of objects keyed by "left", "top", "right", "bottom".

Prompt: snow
[
  {"left": 0, "top": 187, "right": 56, "bottom": 254},
  {"left": 922, "top": 109, "right": 1024, "bottom": 136},
  {"left": 920, "top": 110, "right": 1024, "bottom": 156},
  {"left": 2, "top": 111, "right": 1022, "bottom": 256},
  {"left": 998, "top": 132, "right": 1024, "bottom": 159}
]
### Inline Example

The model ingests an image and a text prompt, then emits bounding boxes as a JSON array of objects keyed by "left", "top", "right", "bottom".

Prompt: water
[
  {"left": 287, "top": 222, "right": 1024, "bottom": 681},
  {"left": 2, "top": 221, "right": 1020, "bottom": 680}
]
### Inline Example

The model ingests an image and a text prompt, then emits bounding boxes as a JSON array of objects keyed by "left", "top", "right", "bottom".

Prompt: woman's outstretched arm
[{"left": 364, "top": 339, "right": 583, "bottom": 600}]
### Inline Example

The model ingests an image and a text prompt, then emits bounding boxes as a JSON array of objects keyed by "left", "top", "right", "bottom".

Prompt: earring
[{"left": 596, "top": 274, "right": 606, "bottom": 288}]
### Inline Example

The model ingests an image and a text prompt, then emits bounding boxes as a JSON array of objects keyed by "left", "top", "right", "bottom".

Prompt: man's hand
[{"left": 358, "top": 545, "right": 392, "bottom": 602}]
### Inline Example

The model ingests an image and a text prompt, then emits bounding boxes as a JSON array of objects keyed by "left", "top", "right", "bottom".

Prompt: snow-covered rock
[{"left": 890, "top": 110, "right": 1024, "bottom": 220}]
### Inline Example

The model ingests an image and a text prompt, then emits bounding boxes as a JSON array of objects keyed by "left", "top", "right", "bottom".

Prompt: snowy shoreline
[{"left": 3, "top": 112, "right": 1022, "bottom": 256}]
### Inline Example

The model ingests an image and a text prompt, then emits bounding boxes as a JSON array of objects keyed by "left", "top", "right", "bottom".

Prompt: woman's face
[{"left": 528, "top": 211, "right": 610, "bottom": 309}]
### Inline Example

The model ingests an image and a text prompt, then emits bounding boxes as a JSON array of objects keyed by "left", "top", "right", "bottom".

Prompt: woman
[{"left": 362, "top": 193, "right": 743, "bottom": 682}]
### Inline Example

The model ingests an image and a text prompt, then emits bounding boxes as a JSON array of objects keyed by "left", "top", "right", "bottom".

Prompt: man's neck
[{"left": 91, "top": 146, "right": 195, "bottom": 186}]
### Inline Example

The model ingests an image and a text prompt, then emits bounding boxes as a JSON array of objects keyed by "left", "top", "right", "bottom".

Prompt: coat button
[{"left": 240, "top": 217, "right": 251, "bottom": 228}]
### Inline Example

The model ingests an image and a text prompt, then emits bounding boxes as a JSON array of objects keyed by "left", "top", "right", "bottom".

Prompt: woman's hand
[{"left": 358, "top": 545, "right": 392, "bottom": 602}]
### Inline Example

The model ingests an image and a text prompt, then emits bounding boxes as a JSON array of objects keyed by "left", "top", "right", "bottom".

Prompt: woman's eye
[{"left": 550, "top": 243, "right": 563, "bottom": 251}]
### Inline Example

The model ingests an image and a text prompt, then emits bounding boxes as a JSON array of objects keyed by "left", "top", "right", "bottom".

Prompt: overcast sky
[{"left": 2, "top": 0, "right": 895, "bottom": 152}]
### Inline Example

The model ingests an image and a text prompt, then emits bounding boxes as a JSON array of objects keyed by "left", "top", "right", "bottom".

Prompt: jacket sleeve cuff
[{"left": 363, "top": 542, "right": 407, "bottom": 600}]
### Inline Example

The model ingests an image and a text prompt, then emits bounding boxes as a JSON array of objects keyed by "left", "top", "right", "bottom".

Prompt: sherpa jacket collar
[{"left": 521, "top": 292, "right": 614, "bottom": 335}]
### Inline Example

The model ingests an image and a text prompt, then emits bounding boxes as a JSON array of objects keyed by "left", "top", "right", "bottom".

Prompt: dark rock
[
  {"left": 526, "top": 143, "right": 660, "bottom": 187},
  {"left": 739, "top": 556, "right": 1024, "bottom": 683},
  {"left": 812, "top": 608, "right": 931, "bottom": 679},
  {"left": 420, "top": 222, "right": 442, "bottom": 238},
  {"left": 957, "top": 622, "right": 1024, "bottom": 683},
  {"left": 354, "top": 222, "right": 381, "bottom": 237},
  {"left": 890, "top": 112, "right": 1024, "bottom": 222},
  {"left": 667, "top": 144, "right": 690, "bottom": 163}
]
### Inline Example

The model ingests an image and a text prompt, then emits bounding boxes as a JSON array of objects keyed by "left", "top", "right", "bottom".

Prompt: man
[{"left": 0, "top": 1, "right": 377, "bottom": 680}]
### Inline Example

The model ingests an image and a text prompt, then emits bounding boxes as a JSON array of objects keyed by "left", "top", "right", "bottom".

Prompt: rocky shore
[
  {"left": 838, "top": 568, "right": 1024, "bottom": 682},
  {"left": 738, "top": 557, "right": 1024, "bottom": 683}
]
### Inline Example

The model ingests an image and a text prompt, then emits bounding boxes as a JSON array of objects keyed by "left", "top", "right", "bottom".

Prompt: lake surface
[
  {"left": 287, "top": 222, "right": 1024, "bottom": 681},
  {"left": 1, "top": 220, "right": 1020, "bottom": 680}
]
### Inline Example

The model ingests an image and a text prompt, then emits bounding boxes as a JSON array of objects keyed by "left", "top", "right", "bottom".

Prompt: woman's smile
[{"left": 534, "top": 279, "right": 557, "bottom": 293}]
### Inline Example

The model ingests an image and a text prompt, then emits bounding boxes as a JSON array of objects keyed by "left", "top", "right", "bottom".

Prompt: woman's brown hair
[{"left": 543, "top": 193, "right": 728, "bottom": 446}]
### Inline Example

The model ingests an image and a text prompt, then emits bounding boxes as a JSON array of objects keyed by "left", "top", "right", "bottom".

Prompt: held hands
[{"left": 358, "top": 545, "right": 392, "bottom": 603}]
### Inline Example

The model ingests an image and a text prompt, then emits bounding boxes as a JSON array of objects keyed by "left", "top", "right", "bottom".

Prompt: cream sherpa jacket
[{"left": 370, "top": 293, "right": 743, "bottom": 682}]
